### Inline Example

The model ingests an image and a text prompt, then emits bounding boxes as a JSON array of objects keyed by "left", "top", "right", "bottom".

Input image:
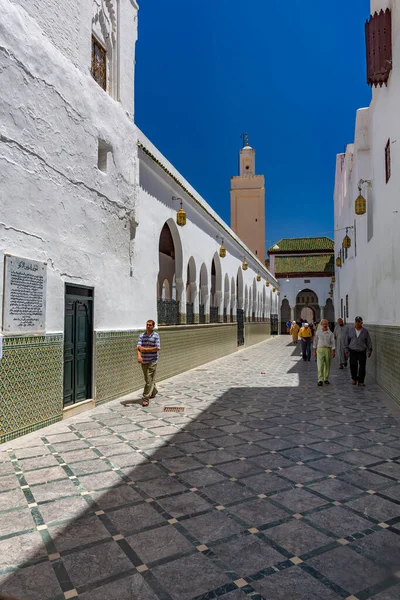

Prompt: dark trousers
[
  {"left": 349, "top": 350, "right": 367, "bottom": 383},
  {"left": 301, "top": 339, "right": 311, "bottom": 361}
]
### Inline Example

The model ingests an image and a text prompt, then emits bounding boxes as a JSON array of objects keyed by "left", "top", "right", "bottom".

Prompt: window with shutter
[
  {"left": 365, "top": 9, "right": 392, "bottom": 87},
  {"left": 91, "top": 36, "right": 107, "bottom": 91}
]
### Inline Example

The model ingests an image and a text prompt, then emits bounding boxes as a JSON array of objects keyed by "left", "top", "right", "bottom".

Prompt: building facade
[
  {"left": 0, "top": 0, "right": 278, "bottom": 443},
  {"left": 268, "top": 238, "right": 335, "bottom": 332},
  {"left": 333, "top": 0, "right": 400, "bottom": 402},
  {"left": 230, "top": 140, "right": 266, "bottom": 260}
]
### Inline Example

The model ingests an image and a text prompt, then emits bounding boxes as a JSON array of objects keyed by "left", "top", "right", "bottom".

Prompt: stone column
[
  {"left": 319, "top": 306, "right": 325, "bottom": 320},
  {"left": 176, "top": 279, "right": 186, "bottom": 324},
  {"left": 215, "top": 291, "right": 224, "bottom": 322},
  {"left": 202, "top": 285, "right": 210, "bottom": 323},
  {"left": 290, "top": 306, "right": 295, "bottom": 321},
  {"left": 192, "top": 282, "right": 199, "bottom": 323}
]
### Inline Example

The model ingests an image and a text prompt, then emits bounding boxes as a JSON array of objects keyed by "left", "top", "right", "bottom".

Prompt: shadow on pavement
[{"left": 1, "top": 350, "right": 400, "bottom": 600}]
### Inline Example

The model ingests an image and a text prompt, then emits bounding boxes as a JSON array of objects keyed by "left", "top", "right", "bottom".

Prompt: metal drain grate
[{"left": 163, "top": 406, "right": 185, "bottom": 413}]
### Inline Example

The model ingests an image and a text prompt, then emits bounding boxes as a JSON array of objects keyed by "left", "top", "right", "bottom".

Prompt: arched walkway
[{"left": 157, "top": 220, "right": 183, "bottom": 325}]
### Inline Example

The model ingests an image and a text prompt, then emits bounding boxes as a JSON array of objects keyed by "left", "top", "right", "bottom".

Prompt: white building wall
[
  {"left": 0, "top": 0, "right": 139, "bottom": 332},
  {"left": 334, "top": 0, "right": 400, "bottom": 326}
]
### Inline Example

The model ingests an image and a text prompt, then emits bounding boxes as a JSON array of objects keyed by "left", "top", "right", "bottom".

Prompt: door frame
[{"left": 63, "top": 283, "right": 94, "bottom": 407}]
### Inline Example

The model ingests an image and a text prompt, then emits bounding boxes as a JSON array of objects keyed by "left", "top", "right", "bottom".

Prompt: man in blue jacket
[{"left": 345, "top": 316, "right": 372, "bottom": 387}]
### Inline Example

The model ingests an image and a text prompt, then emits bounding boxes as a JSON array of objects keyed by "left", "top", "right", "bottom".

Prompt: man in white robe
[{"left": 334, "top": 318, "right": 349, "bottom": 369}]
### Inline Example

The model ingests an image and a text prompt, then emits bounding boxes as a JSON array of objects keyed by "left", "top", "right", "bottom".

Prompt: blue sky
[{"left": 135, "top": 0, "right": 371, "bottom": 254}]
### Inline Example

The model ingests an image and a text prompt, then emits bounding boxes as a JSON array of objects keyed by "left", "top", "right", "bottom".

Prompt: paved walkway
[{"left": 1, "top": 337, "right": 400, "bottom": 600}]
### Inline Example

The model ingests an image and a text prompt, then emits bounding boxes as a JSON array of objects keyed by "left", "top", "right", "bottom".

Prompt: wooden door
[{"left": 63, "top": 290, "right": 93, "bottom": 406}]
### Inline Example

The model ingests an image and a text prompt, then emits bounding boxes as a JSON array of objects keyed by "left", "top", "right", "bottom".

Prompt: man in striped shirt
[{"left": 137, "top": 320, "right": 160, "bottom": 406}]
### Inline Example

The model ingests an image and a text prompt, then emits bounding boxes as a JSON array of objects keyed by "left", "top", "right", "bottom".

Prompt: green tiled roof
[
  {"left": 269, "top": 237, "right": 334, "bottom": 253},
  {"left": 275, "top": 254, "right": 334, "bottom": 275}
]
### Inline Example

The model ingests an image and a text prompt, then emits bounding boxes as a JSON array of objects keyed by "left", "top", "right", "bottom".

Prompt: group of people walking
[
  {"left": 136, "top": 316, "right": 373, "bottom": 408},
  {"left": 289, "top": 317, "right": 372, "bottom": 387}
]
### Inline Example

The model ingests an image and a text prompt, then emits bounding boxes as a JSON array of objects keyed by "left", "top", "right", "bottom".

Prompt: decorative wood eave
[
  {"left": 275, "top": 272, "right": 334, "bottom": 279},
  {"left": 365, "top": 8, "right": 392, "bottom": 87},
  {"left": 269, "top": 249, "right": 334, "bottom": 256}
]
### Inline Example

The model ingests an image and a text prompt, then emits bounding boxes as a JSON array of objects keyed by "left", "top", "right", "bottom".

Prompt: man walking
[
  {"left": 334, "top": 318, "right": 349, "bottom": 369},
  {"left": 137, "top": 320, "right": 160, "bottom": 406},
  {"left": 345, "top": 316, "right": 372, "bottom": 387},
  {"left": 298, "top": 322, "right": 312, "bottom": 361},
  {"left": 314, "top": 319, "right": 335, "bottom": 385}
]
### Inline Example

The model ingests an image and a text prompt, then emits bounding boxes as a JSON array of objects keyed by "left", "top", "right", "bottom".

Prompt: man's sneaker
[
  {"left": 351, "top": 380, "right": 357, "bottom": 385},
  {"left": 324, "top": 380, "right": 330, "bottom": 385},
  {"left": 358, "top": 383, "right": 365, "bottom": 387},
  {"left": 317, "top": 381, "right": 323, "bottom": 386}
]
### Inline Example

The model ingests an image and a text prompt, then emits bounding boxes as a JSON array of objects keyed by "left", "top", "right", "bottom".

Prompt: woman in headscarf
[{"left": 290, "top": 321, "right": 299, "bottom": 344}]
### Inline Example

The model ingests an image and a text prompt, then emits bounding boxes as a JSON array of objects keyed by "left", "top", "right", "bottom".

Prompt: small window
[
  {"left": 98, "top": 140, "right": 110, "bottom": 172},
  {"left": 91, "top": 36, "right": 107, "bottom": 90},
  {"left": 385, "top": 138, "right": 391, "bottom": 183},
  {"left": 255, "top": 218, "right": 258, "bottom": 222},
  {"left": 346, "top": 294, "right": 349, "bottom": 319},
  {"left": 304, "top": 279, "right": 310, "bottom": 283},
  {"left": 255, "top": 250, "right": 258, "bottom": 255}
]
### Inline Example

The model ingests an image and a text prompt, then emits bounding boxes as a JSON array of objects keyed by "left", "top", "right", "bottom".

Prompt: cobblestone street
[{"left": 1, "top": 336, "right": 400, "bottom": 600}]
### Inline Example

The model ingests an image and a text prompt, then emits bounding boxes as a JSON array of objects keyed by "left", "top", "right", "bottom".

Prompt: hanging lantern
[
  {"left": 330, "top": 283, "right": 334, "bottom": 290},
  {"left": 277, "top": 291, "right": 280, "bottom": 296},
  {"left": 174, "top": 197, "right": 186, "bottom": 227},
  {"left": 331, "top": 276, "right": 335, "bottom": 283},
  {"left": 219, "top": 244, "right": 226, "bottom": 258},
  {"left": 355, "top": 187, "right": 367, "bottom": 215},
  {"left": 266, "top": 281, "right": 270, "bottom": 287},
  {"left": 342, "top": 234, "right": 351, "bottom": 249},
  {"left": 242, "top": 259, "right": 248, "bottom": 271},
  {"left": 329, "top": 291, "right": 333, "bottom": 297},
  {"left": 336, "top": 256, "right": 342, "bottom": 268},
  {"left": 256, "top": 274, "right": 261, "bottom": 282},
  {"left": 272, "top": 287, "right": 276, "bottom": 292}
]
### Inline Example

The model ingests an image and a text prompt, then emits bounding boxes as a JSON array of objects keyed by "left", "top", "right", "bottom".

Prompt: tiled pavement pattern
[{"left": 1, "top": 337, "right": 400, "bottom": 600}]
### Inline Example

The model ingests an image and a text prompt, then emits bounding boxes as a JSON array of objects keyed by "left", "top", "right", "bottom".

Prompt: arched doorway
[
  {"left": 280, "top": 299, "right": 291, "bottom": 333},
  {"left": 295, "top": 288, "right": 320, "bottom": 324},
  {"left": 158, "top": 221, "right": 181, "bottom": 325}
]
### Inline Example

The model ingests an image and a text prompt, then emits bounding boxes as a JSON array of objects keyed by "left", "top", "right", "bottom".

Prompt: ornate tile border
[{"left": 0, "top": 333, "right": 64, "bottom": 444}]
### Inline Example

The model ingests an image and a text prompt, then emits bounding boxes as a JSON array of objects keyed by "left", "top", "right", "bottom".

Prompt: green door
[{"left": 63, "top": 288, "right": 93, "bottom": 407}]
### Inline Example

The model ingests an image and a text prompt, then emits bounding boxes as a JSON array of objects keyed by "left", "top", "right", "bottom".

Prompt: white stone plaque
[{"left": 3, "top": 255, "right": 47, "bottom": 334}]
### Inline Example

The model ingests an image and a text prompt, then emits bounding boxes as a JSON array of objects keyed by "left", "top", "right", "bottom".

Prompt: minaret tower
[{"left": 230, "top": 135, "right": 266, "bottom": 260}]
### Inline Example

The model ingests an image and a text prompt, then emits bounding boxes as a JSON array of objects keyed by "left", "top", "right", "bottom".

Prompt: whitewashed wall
[
  {"left": 0, "top": 0, "right": 139, "bottom": 332},
  {"left": 334, "top": 0, "right": 400, "bottom": 326},
  {"left": 136, "top": 130, "right": 278, "bottom": 326}
]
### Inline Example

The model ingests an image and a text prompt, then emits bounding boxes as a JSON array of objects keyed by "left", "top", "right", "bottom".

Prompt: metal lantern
[
  {"left": 242, "top": 259, "right": 248, "bottom": 271},
  {"left": 176, "top": 206, "right": 186, "bottom": 226},
  {"left": 336, "top": 256, "right": 342, "bottom": 268},
  {"left": 272, "top": 287, "right": 276, "bottom": 292},
  {"left": 219, "top": 244, "right": 226, "bottom": 258},
  {"left": 329, "top": 291, "right": 333, "bottom": 297},
  {"left": 256, "top": 274, "right": 261, "bottom": 282},
  {"left": 342, "top": 234, "right": 351, "bottom": 249},
  {"left": 355, "top": 190, "right": 367, "bottom": 215},
  {"left": 331, "top": 276, "right": 335, "bottom": 283},
  {"left": 266, "top": 281, "right": 270, "bottom": 287},
  {"left": 330, "top": 283, "right": 334, "bottom": 290},
  {"left": 277, "top": 291, "right": 280, "bottom": 296}
]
